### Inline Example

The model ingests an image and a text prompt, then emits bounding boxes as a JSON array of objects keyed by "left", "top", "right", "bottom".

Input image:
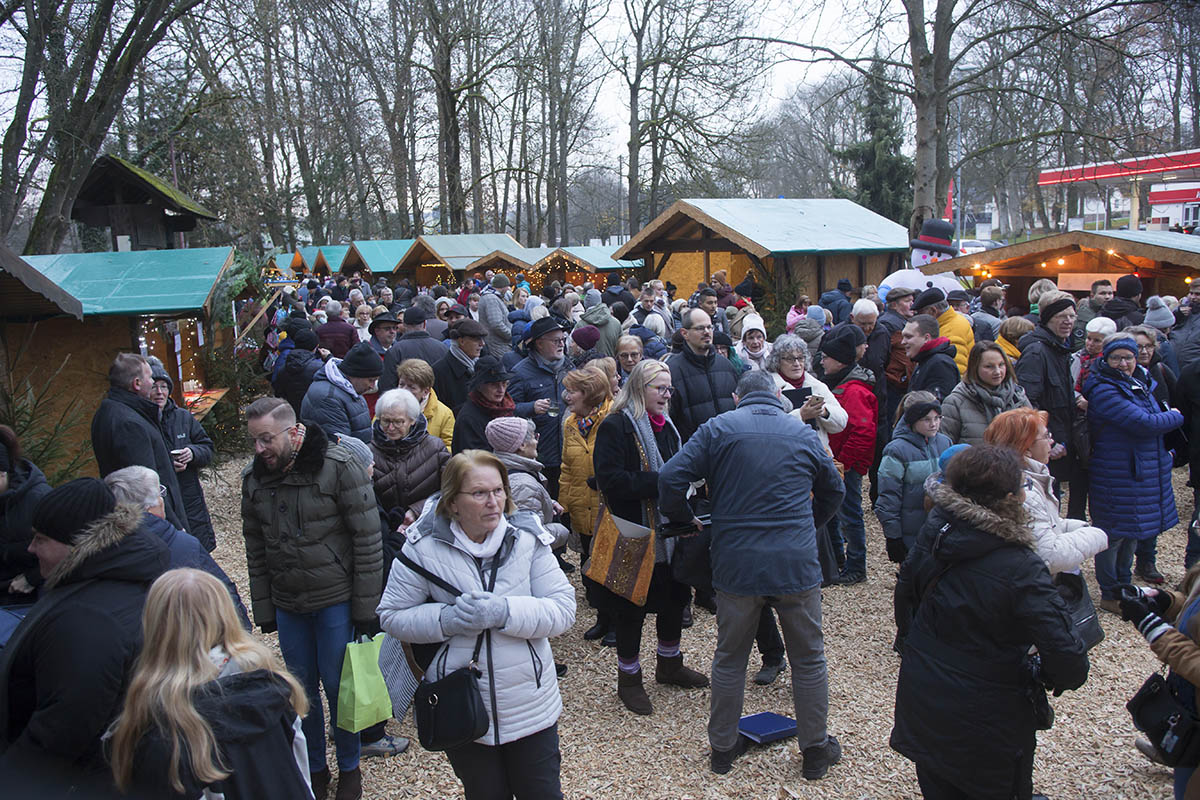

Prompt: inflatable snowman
[{"left": 910, "top": 218, "right": 960, "bottom": 267}]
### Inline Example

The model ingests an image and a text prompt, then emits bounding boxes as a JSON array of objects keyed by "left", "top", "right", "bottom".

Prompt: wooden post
[
  {"left": 857, "top": 254, "right": 866, "bottom": 288},
  {"left": 817, "top": 255, "right": 826, "bottom": 296},
  {"left": 703, "top": 248, "right": 710, "bottom": 282}
]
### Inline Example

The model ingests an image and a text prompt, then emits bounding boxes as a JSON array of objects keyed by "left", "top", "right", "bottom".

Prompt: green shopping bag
[{"left": 336, "top": 633, "right": 392, "bottom": 732}]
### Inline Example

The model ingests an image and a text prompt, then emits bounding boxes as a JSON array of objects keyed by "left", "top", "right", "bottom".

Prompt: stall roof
[
  {"left": 291, "top": 247, "right": 320, "bottom": 272},
  {"left": 0, "top": 243, "right": 84, "bottom": 319},
  {"left": 615, "top": 198, "right": 910, "bottom": 260},
  {"left": 922, "top": 230, "right": 1200, "bottom": 278},
  {"left": 396, "top": 234, "right": 530, "bottom": 272},
  {"left": 74, "top": 155, "right": 218, "bottom": 220},
  {"left": 536, "top": 246, "right": 643, "bottom": 272},
  {"left": 314, "top": 245, "right": 351, "bottom": 274},
  {"left": 20, "top": 247, "right": 235, "bottom": 316},
  {"left": 463, "top": 246, "right": 553, "bottom": 273},
  {"left": 346, "top": 239, "right": 417, "bottom": 274}
]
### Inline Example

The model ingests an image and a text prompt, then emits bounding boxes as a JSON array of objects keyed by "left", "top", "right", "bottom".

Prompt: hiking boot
[
  {"left": 681, "top": 603, "right": 694, "bottom": 628},
  {"left": 311, "top": 768, "right": 332, "bottom": 800},
  {"left": 601, "top": 630, "right": 617, "bottom": 647},
  {"left": 802, "top": 735, "right": 842, "bottom": 780},
  {"left": 1099, "top": 597, "right": 1122, "bottom": 615},
  {"left": 837, "top": 569, "right": 867, "bottom": 586},
  {"left": 1136, "top": 562, "right": 1165, "bottom": 585},
  {"left": 710, "top": 735, "right": 750, "bottom": 775},
  {"left": 583, "top": 613, "right": 609, "bottom": 641},
  {"left": 334, "top": 766, "right": 361, "bottom": 800},
  {"left": 360, "top": 734, "right": 408, "bottom": 758},
  {"left": 618, "top": 669, "right": 653, "bottom": 715},
  {"left": 655, "top": 654, "right": 709, "bottom": 688},
  {"left": 753, "top": 660, "right": 786, "bottom": 685}
]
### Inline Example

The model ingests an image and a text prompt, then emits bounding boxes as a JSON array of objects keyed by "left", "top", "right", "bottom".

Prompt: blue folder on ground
[{"left": 738, "top": 711, "right": 797, "bottom": 744}]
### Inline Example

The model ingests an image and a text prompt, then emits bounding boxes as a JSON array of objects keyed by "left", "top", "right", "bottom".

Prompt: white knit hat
[{"left": 740, "top": 314, "right": 767, "bottom": 340}]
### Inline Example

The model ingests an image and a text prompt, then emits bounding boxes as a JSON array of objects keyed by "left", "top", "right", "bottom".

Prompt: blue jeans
[
  {"left": 831, "top": 471, "right": 865, "bottom": 574},
  {"left": 1094, "top": 535, "right": 1136, "bottom": 600},
  {"left": 276, "top": 601, "right": 360, "bottom": 772}
]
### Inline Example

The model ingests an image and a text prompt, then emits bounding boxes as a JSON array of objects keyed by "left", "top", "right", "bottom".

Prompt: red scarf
[
  {"left": 648, "top": 412, "right": 666, "bottom": 432},
  {"left": 470, "top": 389, "right": 516, "bottom": 418},
  {"left": 782, "top": 373, "right": 806, "bottom": 389}
]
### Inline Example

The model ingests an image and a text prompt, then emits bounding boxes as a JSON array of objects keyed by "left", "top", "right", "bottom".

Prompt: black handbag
[
  {"left": 397, "top": 547, "right": 499, "bottom": 751},
  {"left": 669, "top": 525, "right": 713, "bottom": 593},
  {"left": 1127, "top": 671, "right": 1200, "bottom": 767},
  {"left": 1053, "top": 572, "right": 1105, "bottom": 651}
]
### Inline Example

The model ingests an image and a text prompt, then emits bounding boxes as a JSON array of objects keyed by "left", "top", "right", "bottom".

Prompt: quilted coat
[
  {"left": 1020, "top": 458, "right": 1108, "bottom": 575},
  {"left": 369, "top": 415, "right": 449, "bottom": 533},
  {"left": 939, "top": 380, "right": 1031, "bottom": 446},
  {"left": 377, "top": 504, "right": 575, "bottom": 745},
  {"left": 666, "top": 345, "right": 738, "bottom": 443},
  {"left": 241, "top": 423, "right": 383, "bottom": 627},
  {"left": 1083, "top": 361, "right": 1183, "bottom": 540},
  {"left": 875, "top": 420, "right": 951, "bottom": 547},
  {"left": 937, "top": 307, "right": 974, "bottom": 376},
  {"left": 559, "top": 400, "right": 612, "bottom": 535},
  {"left": 826, "top": 365, "right": 878, "bottom": 475},
  {"left": 301, "top": 360, "right": 372, "bottom": 443},
  {"left": 422, "top": 387, "right": 456, "bottom": 451}
]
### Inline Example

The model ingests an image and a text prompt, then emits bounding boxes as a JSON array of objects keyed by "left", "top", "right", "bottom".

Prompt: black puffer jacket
[
  {"left": 241, "top": 423, "right": 383, "bottom": 628},
  {"left": 159, "top": 400, "right": 216, "bottom": 551},
  {"left": 666, "top": 345, "right": 737, "bottom": 442},
  {"left": 272, "top": 348, "right": 323, "bottom": 417},
  {"left": 379, "top": 331, "right": 448, "bottom": 392},
  {"left": 91, "top": 388, "right": 186, "bottom": 531},
  {"left": 891, "top": 481, "right": 1089, "bottom": 800},
  {"left": 368, "top": 417, "right": 449, "bottom": 557},
  {"left": 127, "top": 669, "right": 311, "bottom": 800},
  {"left": 1100, "top": 295, "right": 1144, "bottom": 329},
  {"left": 909, "top": 339, "right": 959, "bottom": 401},
  {"left": 1015, "top": 325, "right": 1078, "bottom": 474},
  {"left": 0, "top": 459, "right": 50, "bottom": 589},
  {"left": 0, "top": 504, "right": 169, "bottom": 776}
]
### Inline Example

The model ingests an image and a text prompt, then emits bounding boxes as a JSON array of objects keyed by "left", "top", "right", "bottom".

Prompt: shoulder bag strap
[
  {"left": 470, "top": 554, "right": 502, "bottom": 666},
  {"left": 397, "top": 542, "right": 463, "bottom": 597}
]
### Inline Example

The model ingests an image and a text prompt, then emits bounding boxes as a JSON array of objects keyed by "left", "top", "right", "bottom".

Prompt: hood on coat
[
  {"left": 495, "top": 450, "right": 546, "bottom": 479},
  {"left": 194, "top": 670, "right": 301, "bottom": 741},
  {"left": 792, "top": 317, "right": 825, "bottom": 343},
  {"left": 914, "top": 337, "right": 955, "bottom": 362},
  {"left": 1101, "top": 296, "right": 1141, "bottom": 321},
  {"left": 581, "top": 302, "right": 614, "bottom": 327},
  {"left": 45, "top": 502, "right": 168, "bottom": 589},
  {"left": 251, "top": 421, "right": 329, "bottom": 478},
  {"left": 925, "top": 480, "right": 1033, "bottom": 563},
  {"left": 0, "top": 458, "right": 47, "bottom": 510}
]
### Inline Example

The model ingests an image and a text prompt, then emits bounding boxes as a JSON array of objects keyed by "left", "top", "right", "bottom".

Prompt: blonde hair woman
[
  {"left": 108, "top": 569, "right": 312, "bottom": 799},
  {"left": 378, "top": 450, "right": 575, "bottom": 800}
]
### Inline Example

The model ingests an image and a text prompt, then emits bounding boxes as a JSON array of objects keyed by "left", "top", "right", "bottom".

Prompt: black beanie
[
  {"left": 291, "top": 327, "right": 319, "bottom": 351},
  {"left": 33, "top": 478, "right": 116, "bottom": 544},
  {"left": 338, "top": 342, "right": 383, "bottom": 378},
  {"left": 904, "top": 401, "right": 942, "bottom": 428},
  {"left": 819, "top": 325, "right": 860, "bottom": 366},
  {"left": 1116, "top": 274, "right": 1143, "bottom": 299}
]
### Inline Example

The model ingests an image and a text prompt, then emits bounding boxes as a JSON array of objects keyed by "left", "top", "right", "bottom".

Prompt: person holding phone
[{"left": 764, "top": 334, "right": 847, "bottom": 451}]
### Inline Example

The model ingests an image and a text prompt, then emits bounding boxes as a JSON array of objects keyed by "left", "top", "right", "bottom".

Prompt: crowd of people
[{"left": 4, "top": 264, "right": 1200, "bottom": 800}]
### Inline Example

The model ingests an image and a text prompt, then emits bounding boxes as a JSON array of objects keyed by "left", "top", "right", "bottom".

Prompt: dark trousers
[
  {"left": 446, "top": 723, "right": 563, "bottom": 800},
  {"left": 614, "top": 572, "right": 689, "bottom": 660},
  {"left": 915, "top": 749, "right": 1034, "bottom": 800}
]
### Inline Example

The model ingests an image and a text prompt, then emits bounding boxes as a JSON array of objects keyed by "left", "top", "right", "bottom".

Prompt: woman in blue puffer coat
[{"left": 1084, "top": 334, "right": 1184, "bottom": 609}]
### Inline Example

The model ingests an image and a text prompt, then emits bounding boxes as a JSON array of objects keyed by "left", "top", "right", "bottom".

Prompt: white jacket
[
  {"left": 772, "top": 371, "right": 848, "bottom": 449},
  {"left": 1022, "top": 458, "right": 1108, "bottom": 575},
  {"left": 377, "top": 501, "right": 575, "bottom": 745}
]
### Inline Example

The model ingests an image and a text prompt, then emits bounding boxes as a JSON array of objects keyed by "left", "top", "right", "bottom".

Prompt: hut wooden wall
[
  {"left": 656, "top": 251, "right": 754, "bottom": 295},
  {"left": 1, "top": 315, "right": 135, "bottom": 477}
]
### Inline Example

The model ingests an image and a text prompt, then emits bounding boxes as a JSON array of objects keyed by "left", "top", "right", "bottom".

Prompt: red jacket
[
  {"left": 317, "top": 317, "right": 359, "bottom": 358},
  {"left": 827, "top": 369, "right": 878, "bottom": 476}
]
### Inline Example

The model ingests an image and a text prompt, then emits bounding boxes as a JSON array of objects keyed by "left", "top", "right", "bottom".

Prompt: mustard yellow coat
[
  {"left": 938, "top": 307, "right": 975, "bottom": 376},
  {"left": 423, "top": 388, "right": 455, "bottom": 452},
  {"left": 998, "top": 334, "right": 1022, "bottom": 362},
  {"left": 559, "top": 399, "right": 612, "bottom": 535}
]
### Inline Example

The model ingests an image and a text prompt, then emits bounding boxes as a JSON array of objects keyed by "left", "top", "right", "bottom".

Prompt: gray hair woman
[
  {"left": 765, "top": 334, "right": 847, "bottom": 450},
  {"left": 369, "top": 388, "right": 451, "bottom": 544}
]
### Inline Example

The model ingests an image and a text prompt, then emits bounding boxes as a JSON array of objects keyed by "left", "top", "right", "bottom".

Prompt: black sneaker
[
  {"left": 753, "top": 660, "right": 786, "bottom": 685},
  {"left": 837, "top": 570, "right": 867, "bottom": 586},
  {"left": 710, "top": 735, "right": 749, "bottom": 775},
  {"left": 681, "top": 603, "right": 693, "bottom": 628},
  {"left": 802, "top": 735, "right": 842, "bottom": 780}
]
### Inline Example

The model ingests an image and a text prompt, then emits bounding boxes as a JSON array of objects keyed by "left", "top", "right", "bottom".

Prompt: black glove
[
  {"left": 586, "top": 476, "right": 597, "bottom": 490},
  {"left": 259, "top": 620, "right": 277, "bottom": 635},
  {"left": 354, "top": 617, "right": 382, "bottom": 639},
  {"left": 885, "top": 537, "right": 908, "bottom": 564}
]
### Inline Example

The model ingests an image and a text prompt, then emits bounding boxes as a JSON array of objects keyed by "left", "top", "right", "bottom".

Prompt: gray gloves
[{"left": 439, "top": 591, "right": 510, "bottom": 637}]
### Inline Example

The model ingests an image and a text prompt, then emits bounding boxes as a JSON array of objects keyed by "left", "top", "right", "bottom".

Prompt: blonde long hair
[
  {"left": 610, "top": 359, "right": 670, "bottom": 419},
  {"left": 109, "top": 569, "right": 308, "bottom": 793}
]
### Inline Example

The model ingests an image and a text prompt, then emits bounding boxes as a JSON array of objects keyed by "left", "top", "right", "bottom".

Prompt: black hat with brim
[
  {"left": 469, "top": 356, "right": 514, "bottom": 389},
  {"left": 368, "top": 312, "right": 399, "bottom": 335},
  {"left": 523, "top": 316, "right": 565, "bottom": 343}
]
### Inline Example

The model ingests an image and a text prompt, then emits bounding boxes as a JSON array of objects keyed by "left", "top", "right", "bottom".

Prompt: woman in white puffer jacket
[
  {"left": 377, "top": 449, "right": 575, "bottom": 800},
  {"left": 984, "top": 407, "right": 1108, "bottom": 574}
]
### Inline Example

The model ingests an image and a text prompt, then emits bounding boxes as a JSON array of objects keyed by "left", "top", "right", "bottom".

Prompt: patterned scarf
[
  {"left": 282, "top": 423, "right": 307, "bottom": 473},
  {"left": 576, "top": 413, "right": 597, "bottom": 438},
  {"left": 469, "top": 389, "right": 515, "bottom": 417}
]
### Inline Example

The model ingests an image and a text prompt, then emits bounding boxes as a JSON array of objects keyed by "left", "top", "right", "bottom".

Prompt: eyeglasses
[
  {"left": 249, "top": 426, "right": 294, "bottom": 447},
  {"left": 687, "top": 324, "right": 713, "bottom": 333},
  {"left": 649, "top": 384, "right": 674, "bottom": 395},
  {"left": 379, "top": 417, "right": 411, "bottom": 429},
  {"left": 546, "top": 336, "right": 568, "bottom": 345},
  {"left": 1137, "top": 344, "right": 1155, "bottom": 353},
  {"left": 1108, "top": 354, "right": 1137, "bottom": 364},
  {"left": 779, "top": 355, "right": 805, "bottom": 365},
  {"left": 465, "top": 487, "right": 506, "bottom": 502}
]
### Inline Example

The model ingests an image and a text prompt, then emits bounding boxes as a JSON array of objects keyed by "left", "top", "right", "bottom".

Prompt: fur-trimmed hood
[
  {"left": 45, "top": 503, "right": 169, "bottom": 589},
  {"left": 250, "top": 421, "right": 329, "bottom": 479},
  {"left": 926, "top": 479, "right": 1033, "bottom": 561}
]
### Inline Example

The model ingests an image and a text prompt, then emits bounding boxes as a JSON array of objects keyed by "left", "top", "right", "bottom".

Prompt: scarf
[
  {"left": 577, "top": 412, "right": 598, "bottom": 438},
  {"left": 1075, "top": 351, "right": 1100, "bottom": 393},
  {"left": 449, "top": 341, "right": 477, "bottom": 374},
  {"left": 623, "top": 407, "right": 679, "bottom": 562},
  {"left": 282, "top": 423, "right": 306, "bottom": 473},
  {"left": 470, "top": 389, "right": 516, "bottom": 418},
  {"left": 648, "top": 412, "right": 666, "bottom": 432},
  {"left": 323, "top": 358, "right": 357, "bottom": 395},
  {"left": 532, "top": 350, "right": 568, "bottom": 382}
]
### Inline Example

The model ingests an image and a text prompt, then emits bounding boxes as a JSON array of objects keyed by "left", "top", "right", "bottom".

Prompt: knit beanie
[
  {"left": 492, "top": 273, "right": 511, "bottom": 289},
  {"left": 583, "top": 288, "right": 602, "bottom": 309},
  {"left": 291, "top": 328, "right": 319, "bottom": 351},
  {"left": 734, "top": 278, "right": 755, "bottom": 297},
  {"left": 806, "top": 305, "right": 826, "bottom": 322},
  {"left": 338, "top": 342, "right": 384, "bottom": 378},
  {"left": 147, "top": 356, "right": 172, "bottom": 390},
  {"left": 740, "top": 314, "right": 767, "bottom": 340},
  {"left": 571, "top": 325, "right": 602, "bottom": 351},
  {"left": 1116, "top": 274, "right": 1143, "bottom": 299},
  {"left": 485, "top": 417, "right": 530, "bottom": 454},
  {"left": 837, "top": 278, "right": 853, "bottom": 292},
  {"left": 334, "top": 433, "right": 374, "bottom": 470},
  {"left": 1038, "top": 295, "right": 1076, "bottom": 323},
  {"left": 938, "top": 443, "right": 971, "bottom": 474},
  {"left": 33, "top": 478, "right": 117, "bottom": 544},
  {"left": 1102, "top": 337, "right": 1138, "bottom": 360},
  {"left": 1144, "top": 296, "right": 1175, "bottom": 330},
  {"left": 904, "top": 400, "right": 942, "bottom": 427},
  {"left": 819, "top": 324, "right": 859, "bottom": 366}
]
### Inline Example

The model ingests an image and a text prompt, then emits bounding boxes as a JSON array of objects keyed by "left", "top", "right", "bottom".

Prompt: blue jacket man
[
  {"left": 508, "top": 317, "right": 568, "bottom": 485},
  {"left": 301, "top": 342, "right": 382, "bottom": 443},
  {"left": 658, "top": 370, "right": 844, "bottom": 778}
]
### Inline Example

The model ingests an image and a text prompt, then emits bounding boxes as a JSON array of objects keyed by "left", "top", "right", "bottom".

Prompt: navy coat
[
  {"left": 300, "top": 365, "right": 371, "bottom": 443},
  {"left": 159, "top": 400, "right": 216, "bottom": 551},
  {"left": 1084, "top": 361, "right": 1183, "bottom": 539},
  {"left": 508, "top": 354, "right": 567, "bottom": 469}
]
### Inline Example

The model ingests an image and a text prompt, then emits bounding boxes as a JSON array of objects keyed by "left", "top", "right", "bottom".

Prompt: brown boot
[
  {"left": 655, "top": 654, "right": 710, "bottom": 688},
  {"left": 311, "top": 768, "right": 331, "bottom": 800},
  {"left": 617, "top": 668, "right": 654, "bottom": 715},
  {"left": 334, "top": 766, "right": 362, "bottom": 800}
]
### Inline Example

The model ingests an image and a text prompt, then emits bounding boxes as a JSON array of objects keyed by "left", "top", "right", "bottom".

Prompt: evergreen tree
[{"left": 833, "top": 61, "right": 914, "bottom": 226}]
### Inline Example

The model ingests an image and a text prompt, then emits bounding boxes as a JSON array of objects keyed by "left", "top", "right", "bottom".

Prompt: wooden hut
[
  {"left": 614, "top": 199, "right": 908, "bottom": 302},
  {"left": 394, "top": 234, "right": 534, "bottom": 287},
  {"left": 1, "top": 247, "right": 235, "bottom": 475},
  {"left": 533, "top": 246, "right": 644, "bottom": 289},
  {"left": 71, "top": 155, "right": 218, "bottom": 251},
  {"left": 315, "top": 245, "right": 351, "bottom": 277},
  {"left": 924, "top": 229, "right": 1200, "bottom": 308},
  {"left": 342, "top": 239, "right": 417, "bottom": 278}
]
